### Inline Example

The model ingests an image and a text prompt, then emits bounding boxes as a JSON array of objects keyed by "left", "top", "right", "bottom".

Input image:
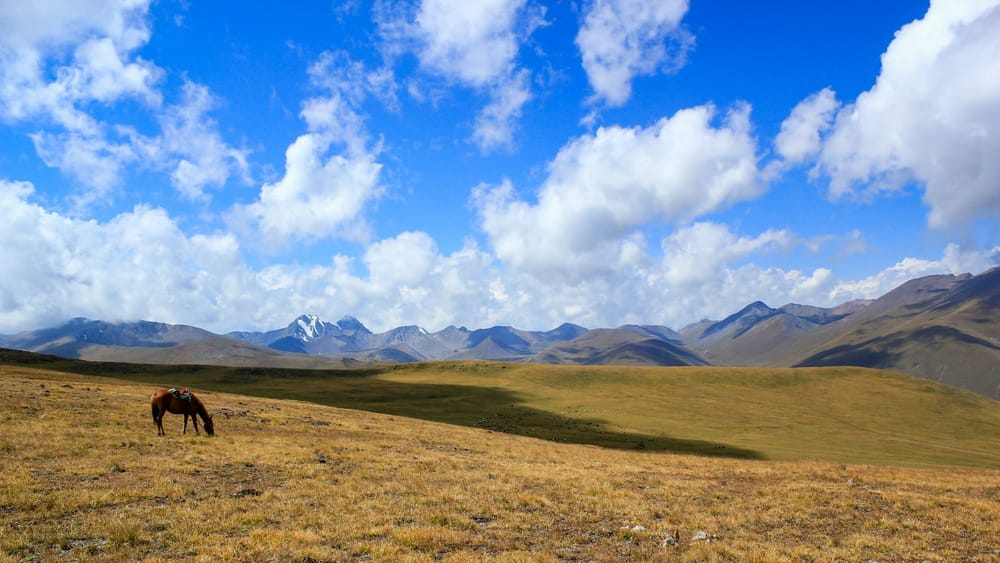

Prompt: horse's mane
[{"left": 190, "top": 394, "right": 210, "bottom": 418}]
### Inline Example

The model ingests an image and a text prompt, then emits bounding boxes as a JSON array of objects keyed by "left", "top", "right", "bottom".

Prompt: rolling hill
[{"left": 2, "top": 348, "right": 998, "bottom": 467}]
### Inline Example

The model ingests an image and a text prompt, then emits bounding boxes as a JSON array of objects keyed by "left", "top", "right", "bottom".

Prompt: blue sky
[{"left": 0, "top": 0, "right": 998, "bottom": 334}]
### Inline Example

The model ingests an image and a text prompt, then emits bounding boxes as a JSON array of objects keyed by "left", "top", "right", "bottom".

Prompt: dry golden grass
[{"left": 2, "top": 365, "right": 999, "bottom": 562}]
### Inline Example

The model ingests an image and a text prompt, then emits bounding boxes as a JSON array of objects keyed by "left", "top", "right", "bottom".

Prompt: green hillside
[
  {"left": 4, "top": 350, "right": 997, "bottom": 468},
  {"left": 207, "top": 362, "right": 1000, "bottom": 468}
]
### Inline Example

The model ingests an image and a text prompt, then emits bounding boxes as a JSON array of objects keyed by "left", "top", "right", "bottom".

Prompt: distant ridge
[
  {"left": 681, "top": 267, "right": 1000, "bottom": 399},
  {"left": 1, "top": 268, "right": 997, "bottom": 398},
  {"left": 534, "top": 328, "right": 708, "bottom": 366},
  {"left": 0, "top": 318, "right": 215, "bottom": 359}
]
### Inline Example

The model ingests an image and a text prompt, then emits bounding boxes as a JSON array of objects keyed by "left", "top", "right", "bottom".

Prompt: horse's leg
[
  {"left": 152, "top": 404, "right": 165, "bottom": 436},
  {"left": 183, "top": 413, "right": 189, "bottom": 434},
  {"left": 191, "top": 410, "right": 200, "bottom": 435}
]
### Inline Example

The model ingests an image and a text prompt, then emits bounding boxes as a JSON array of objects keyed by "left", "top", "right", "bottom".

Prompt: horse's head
[{"left": 204, "top": 414, "right": 215, "bottom": 436}]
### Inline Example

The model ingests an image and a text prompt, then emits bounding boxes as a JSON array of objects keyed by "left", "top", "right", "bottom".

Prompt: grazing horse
[{"left": 150, "top": 388, "right": 215, "bottom": 436}]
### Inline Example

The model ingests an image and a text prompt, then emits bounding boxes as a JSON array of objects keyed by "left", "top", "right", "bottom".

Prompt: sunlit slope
[
  {"left": 57, "top": 356, "right": 1000, "bottom": 468},
  {"left": 323, "top": 363, "right": 1000, "bottom": 467},
  {"left": 2, "top": 366, "right": 999, "bottom": 561}
]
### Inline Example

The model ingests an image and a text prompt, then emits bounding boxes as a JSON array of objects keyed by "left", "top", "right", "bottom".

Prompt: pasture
[
  {"left": 1, "top": 359, "right": 999, "bottom": 561},
  {"left": 43, "top": 358, "right": 1000, "bottom": 467}
]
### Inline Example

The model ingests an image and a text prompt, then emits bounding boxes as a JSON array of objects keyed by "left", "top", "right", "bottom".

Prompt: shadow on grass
[
  {"left": 243, "top": 378, "right": 762, "bottom": 458},
  {"left": 0, "top": 349, "right": 763, "bottom": 459}
]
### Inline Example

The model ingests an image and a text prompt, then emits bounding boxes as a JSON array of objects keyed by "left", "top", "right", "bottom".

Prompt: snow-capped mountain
[
  {"left": 293, "top": 314, "right": 339, "bottom": 341},
  {"left": 225, "top": 316, "right": 595, "bottom": 362},
  {"left": 2, "top": 268, "right": 996, "bottom": 398},
  {"left": 229, "top": 314, "right": 346, "bottom": 345}
]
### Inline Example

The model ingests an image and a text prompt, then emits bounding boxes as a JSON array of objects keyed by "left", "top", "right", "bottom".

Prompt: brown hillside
[
  {"left": 691, "top": 268, "right": 1000, "bottom": 399},
  {"left": 793, "top": 268, "right": 1000, "bottom": 399}
]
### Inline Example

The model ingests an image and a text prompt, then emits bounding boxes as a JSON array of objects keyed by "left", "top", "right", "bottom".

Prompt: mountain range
[{"left": 2, "top": 267, "right": 997, "bottom": 399}]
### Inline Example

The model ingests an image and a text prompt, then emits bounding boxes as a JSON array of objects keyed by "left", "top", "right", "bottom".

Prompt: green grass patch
[{"left": 2, "top": 350, "right": 999, "bottom": 467}]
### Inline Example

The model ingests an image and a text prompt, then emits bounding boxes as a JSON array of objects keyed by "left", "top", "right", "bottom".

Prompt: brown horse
[{"left": 150, "top": 388, "right": 215, "bottom": 436}]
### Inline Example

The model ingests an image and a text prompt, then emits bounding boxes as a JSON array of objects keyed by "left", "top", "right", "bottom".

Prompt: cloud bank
[{"left": 4, "top": 177, "right": 995, "bottom": 336}]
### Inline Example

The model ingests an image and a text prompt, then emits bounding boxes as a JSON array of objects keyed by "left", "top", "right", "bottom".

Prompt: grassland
[
  {"left": 20, "top": 351, "right": 998, "bottom": 468},
  {"left": 2, "top": 357, "right": 1000, "bottom": 561}
]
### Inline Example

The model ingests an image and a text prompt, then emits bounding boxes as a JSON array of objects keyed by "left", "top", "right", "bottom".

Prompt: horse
[{"left": 150, "top": 388, "right": 215, "bottom": 436}]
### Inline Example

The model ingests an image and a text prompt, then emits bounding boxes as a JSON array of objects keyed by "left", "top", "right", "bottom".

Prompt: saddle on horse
[{"left": 168, "top": 387, "right": 192, "bottom": 402}]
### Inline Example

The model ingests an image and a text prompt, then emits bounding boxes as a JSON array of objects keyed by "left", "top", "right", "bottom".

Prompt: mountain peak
[
  {"left": 698, "top": 301, "right": 778, "bottom": 341},
  {"left": 294, "top": 313, "right": 321, "bottom": 326},
  {"left": 290, "top": 314, "right": 337, "bottom": 341},
  {"left": 741, "top": 301, "right": 774, "bottom": 314},
  {"left": 336, "top": 315, "right": 371, "bottom": 335}
]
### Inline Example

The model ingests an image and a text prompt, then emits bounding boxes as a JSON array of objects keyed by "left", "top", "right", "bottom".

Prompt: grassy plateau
[{"left": 1, "top": 354, "right": 999, "bottom": 560}]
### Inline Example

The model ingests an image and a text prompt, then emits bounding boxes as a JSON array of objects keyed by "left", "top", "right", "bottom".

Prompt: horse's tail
[{"left": 151, "top": 395, "right": 159, "bottom": 421}]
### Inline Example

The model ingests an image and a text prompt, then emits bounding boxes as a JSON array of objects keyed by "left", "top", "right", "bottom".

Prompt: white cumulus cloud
[
  {"left": 0, "top": 0, "right": 248, "bottom": 205},
  {"left": 413, "top": 0, "right": 527, "bottom": 87},
  {"left": 157, "top": 81, "right": 252, "bottom": 200},
  {"left": 375, "top": 0, "right": 540, "bottom": 152},
  {"left": 474, "top": 103, "right": 763, "bottom": 279},
  {"left": 0, "top": 179, "right": 254, "bottom": 332},
  {"left": 661, "top": 222, "right": 794, "bottom": 286},
  {"left": 811, "top": 0, "right": 1000, "bottom": 230},
  {"left": 233, "top": 52, "right": 388, "bottom": 247},
  {"left": 0, "top": 0, "right": 160, "bottom": 127},
  {"left": 473, "top": 69, "right": 532, "bottom": 152},
  {"left": 245, "top": 133, "right": 382, "bottom": 244},
  {"left": 0, "top": 0, "right": 152, "bottom": 52},
  {"left": 774, "top": 87, "right": 839, "bottom": 165},
  {"left": 0, "top": 0, "right": 159, "bottom": 200},
  {"left": 29, "top": 130, "right": 137, "bottom": 204},
  {"left": 576, "top": 0, "right": 693, "bottom": 106}
]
